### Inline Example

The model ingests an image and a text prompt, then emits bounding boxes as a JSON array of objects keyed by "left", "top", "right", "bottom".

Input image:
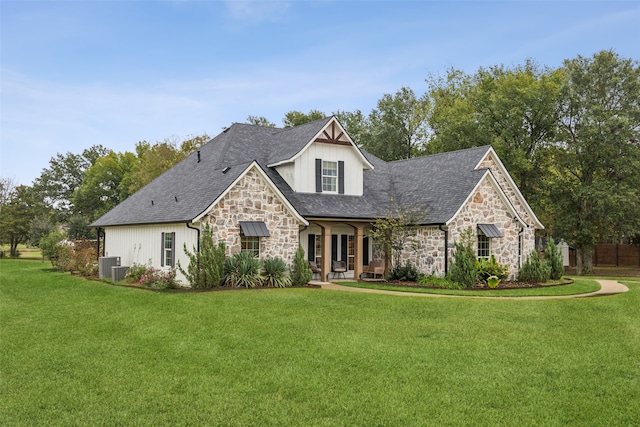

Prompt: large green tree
[
  {"left": 0, "top": 185, "right": 38, "bottom": 256},
  {"left": 551, "top": 50, "right": 640, "bottom": 274},
  {"left": 73, "top": 151, "right": 137, "bottom": 221},
  {"left": 282, "top": 109, "right": 325, "bottom": 128},
  {"left": 361, "top": 87, "right": 430, "bottom": 161},
  {"left": 123, "top": 134, "right": 209, "bottom": 196},
  {"left": 427, "top": 63, "right": 564, "bottom": 228},
  {"left": 34, "top": 145, "right": 110, "bottom": 219}
]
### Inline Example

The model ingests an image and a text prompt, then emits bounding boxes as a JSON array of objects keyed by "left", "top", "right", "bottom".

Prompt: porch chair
[
  {"left": 331, "top": 260, "right": 347, "bottom": 279},
  {"left": 361, "top": 260, "right": 385, "bottom": 280},
  {"left": 308, "top": 261, "right": 321, "bottom": 280}
]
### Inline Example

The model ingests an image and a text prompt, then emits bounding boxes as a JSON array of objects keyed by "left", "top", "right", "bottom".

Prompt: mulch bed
[{"left": 368, "top": 278, "right": 574, "bottom": 291}]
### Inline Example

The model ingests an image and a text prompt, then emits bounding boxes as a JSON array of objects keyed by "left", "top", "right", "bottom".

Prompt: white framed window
[
  {"left": 347, "top": 235, "right": 355, "bottom": 270},
  {"left": 315, "top": 234, "right": 322, "bottom": 265},
  {"left": 477, "top": 234, "right": 490, "bottom": 259},
  {"left": 162, "top": 232, "right": 175, "bottom": 267},
  {"left": 322, "top": 161, "right": 337, "bottom": 192},
  {"left": 241, "top": 235, "right": 260, "bottom": 257}
]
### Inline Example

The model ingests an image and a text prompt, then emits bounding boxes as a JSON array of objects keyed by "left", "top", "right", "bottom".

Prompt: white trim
[
  {"left": 267, "top": 117, "right": 374, "bottom": 170},
  {"left": 192, "top": 161, "right": 309, "bottom": 226},
  {"left": 475, "top": 147, "right": 544, "bottom": 229},
  {"left": 446, "top": 170, "right": 527, "bottom": 227}
]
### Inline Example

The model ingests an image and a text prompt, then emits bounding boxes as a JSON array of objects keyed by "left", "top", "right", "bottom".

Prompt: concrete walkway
[{"left": 310, "top": 279, "right": 629, "bottom": 300}]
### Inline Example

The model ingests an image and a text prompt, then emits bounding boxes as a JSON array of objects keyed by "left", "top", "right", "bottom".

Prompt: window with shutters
[{"left": 322, "top": 161, "right": 337, "bottom": 192}]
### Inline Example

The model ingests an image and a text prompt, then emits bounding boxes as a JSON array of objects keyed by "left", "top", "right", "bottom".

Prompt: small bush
[
  {"left": 125, "top": 262, "right": 151, "bottom": 283},
  {"left": 139, "top": 268, "right": 178, "bottom": 289},
  {"left": 487, "top": 275, "right": 500, "bottom": 289},
  {"left": 449, "top": 241, "right": 477, "bottom": 288},
  {"left": 290, "top": 245, "right": 312, "bottom": 286},
  {"left": 418, "top": 275, "right": 463, "bottom": 289},
  {"left": 261, "top": 257, "right": 292, "bottom": 288},
  {"left": 545, "top": 239, "right": 564, "bottom": 280},
  {"left": 224, "top": 251, "right": 262, "bottom": 288},
  {"left": 518, "top": 250, "right": 551, "bottom": 283},
  {"left": 476, "top": 255, "right": 509, "bottom": 284},
  {"left": 389, "top": 260, "right": 420, "bottom": 282},
  {"left": 125, "top": 262, "right": 177, "bottom": 289},
  {"left": 179, "top": 224, "right": 226, "bottom": 289},
  {"left": 73, "top": 247, "right": 98, "bottom": 277},
  {"left": 51, "top": 244, "right": 75, "bottom": 272}
]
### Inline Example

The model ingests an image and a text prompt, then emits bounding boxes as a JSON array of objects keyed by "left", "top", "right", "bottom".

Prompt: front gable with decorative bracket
[{"left": 269, "top": 117, "right": 373, "bottom": 195}]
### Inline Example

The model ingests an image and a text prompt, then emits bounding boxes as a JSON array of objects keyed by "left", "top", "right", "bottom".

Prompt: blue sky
[{"left": 2, "top": 1, "right": 639, "bottom": 186}]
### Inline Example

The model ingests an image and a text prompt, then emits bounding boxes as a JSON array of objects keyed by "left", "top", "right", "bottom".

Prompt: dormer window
[
  {"left": 315, "top": 158, "right": 345, "bottom": 194},
  {"left": 322, "top": 161, "right": 338, "bottom": 192}
]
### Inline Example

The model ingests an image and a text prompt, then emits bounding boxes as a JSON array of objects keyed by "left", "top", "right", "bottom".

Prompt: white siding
[
  {"left": 293, "top": 142, "right": 365, "bottom": 195},
  {"left": 275, "top": 163, "right": 295, "bottom": 190},
  {"left": 103, "top": 223, "right": 199, "bottom": 284}
]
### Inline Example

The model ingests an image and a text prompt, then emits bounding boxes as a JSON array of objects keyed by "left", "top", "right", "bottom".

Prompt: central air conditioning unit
[
  {"left": 98, "top": 256, "right": 121, "bottom": 279},
  {"left": 111, "top": 266, "right": 129, "bottom": 283}
]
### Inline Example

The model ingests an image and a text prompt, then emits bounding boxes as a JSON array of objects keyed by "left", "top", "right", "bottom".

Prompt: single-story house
[{"left": 91, "top": 116, "right": 543, "bottom": 284}]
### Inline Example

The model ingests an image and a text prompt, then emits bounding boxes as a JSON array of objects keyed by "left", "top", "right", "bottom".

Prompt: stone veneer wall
[
  {"left": 394, "top": 173, "right": 536, "bottom": 280},
  {"left": 446, "top": 178, "right": 522, "bottom": 280},
  {"left": 477, "top": 155, "right": 536, "bottom": 259},
  {"left": 204, "top": 168, "right": 301, "bottom": 265}
]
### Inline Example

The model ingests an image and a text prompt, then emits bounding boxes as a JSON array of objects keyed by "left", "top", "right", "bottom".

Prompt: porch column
[
  {"left": 315, "top": 222, "right": 333, "bottom": 282},
  {"left": 349, "top": 223, "right": 364, "bottom": 281}
]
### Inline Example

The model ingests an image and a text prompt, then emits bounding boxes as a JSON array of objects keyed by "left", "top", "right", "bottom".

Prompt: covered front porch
[{"left": 300, "top": 220, "right": 378, "bottom": 282}]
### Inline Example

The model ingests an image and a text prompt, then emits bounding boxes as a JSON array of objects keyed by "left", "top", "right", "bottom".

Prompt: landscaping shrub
[
  {"left": 475, "top": 255, "right": 509, "bottom": 284},
  {"left": 449, "top": 241, "right": 477, "bottom": 288},
  {"left": 290, "top": 245, "right": 312, "bottom": 286},
  {"left": 389, "top": 260, "right": 421, "bottom": 282},
  {"left": 224, "top": 251, "right": 262, "bottom": 288},
  {"left": 51, "top": 244, "right": 75, "bottom": 272},
  {"left": 125, "top": 262, "right": 178, "bottom": 289},
  {"left": 139, "top": 268, "right": 178, "bottom": 289},
  {"left": 261, "top": 257, "right": 292, "bottom": 288},
  {"left": 518, "top": 250, "right": 551, "bottom": 283},
  {"left": 125, "top": 262, "right": 151, "bottom": 283},
  {"left": 418, "top": 275, "right": 463, "bottom": 289},
  {"left": 72, "top": 247, "right": 98, "bottom": 278},
  {"left": 39, "top": 230, "right": 67, "bottom": 262},
  {"left": 179, "top": 223, "right": 226, "bottom": 289},
  {"left": 545, "top": 239, "right": 564, "bottom": 280}
]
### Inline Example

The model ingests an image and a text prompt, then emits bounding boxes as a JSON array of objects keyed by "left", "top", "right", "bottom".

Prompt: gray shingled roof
[{"left": 91, "top": 117, "right": 491, "bottom": 227}]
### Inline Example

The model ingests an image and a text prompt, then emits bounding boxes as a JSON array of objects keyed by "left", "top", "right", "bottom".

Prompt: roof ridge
[{"left": 386, "top": 145, "right": 492, "bottom": 165}]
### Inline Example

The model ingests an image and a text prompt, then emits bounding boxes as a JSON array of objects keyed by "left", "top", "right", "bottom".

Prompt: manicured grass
[
  {"left": 2, "top": 260, "right": 639, "bottom": 426},
  {"left": 0, "top": 244, "right": 42, "bottom": 260},
  {"left": 337, "top": 278, "right": 602, "bottom": 297}
]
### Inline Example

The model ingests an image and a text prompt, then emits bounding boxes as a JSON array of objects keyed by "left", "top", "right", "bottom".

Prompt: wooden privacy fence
[{"left": 569, "top": 244, "right": 640, "bottom": 267}]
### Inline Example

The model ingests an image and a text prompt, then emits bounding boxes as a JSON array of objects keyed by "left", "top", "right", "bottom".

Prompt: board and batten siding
[
  {"left": 103, "top": 223, "right": 199, "bottom": 284},
  {"left": 276, "top": 142, "right": 364, "bottom": 195}
]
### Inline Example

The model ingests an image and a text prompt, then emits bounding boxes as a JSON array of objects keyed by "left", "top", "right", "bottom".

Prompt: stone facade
[
  {"left": 394, "top": 170, "right": 536, "bottom": 280},
  {"left": 203, "top": 167, "right": 301, "bottom": 265},
  {"left": 446, "top": 177, "right": 522, "bottom": 280},
  {"left": 477, "top": 154, "right": 536, "bottom": 261}
]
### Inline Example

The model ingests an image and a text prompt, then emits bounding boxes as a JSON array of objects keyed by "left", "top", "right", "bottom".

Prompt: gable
[
  {"left": 193, "top": 161, "right": 308, "bottom": 226},
  {"left": 268, "top": 117, "right": 373, "bottom": 170},
  {"left": 447, "top": 170, "right": 526, "bottom": 228},
  {"left": 475, "top": 147, "right": 544, "bottom": 229}
]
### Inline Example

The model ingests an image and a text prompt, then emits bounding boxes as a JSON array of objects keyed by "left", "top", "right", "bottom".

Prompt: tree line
[{"left": 1, "top": 50, "right": 638, "bottom": 274}]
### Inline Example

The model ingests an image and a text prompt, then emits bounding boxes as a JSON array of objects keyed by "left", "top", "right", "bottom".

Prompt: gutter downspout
[
  {"left": 95, "top": 227, "right": 104, "bottom": 260},
  {"left": 186, "top": 222, "right": 201, "bottom": 252},
  {"left": 518, "top": 227, "right": 524, "bottom": 268},
  {"left": 439, "top": 225, "right": 448, "bottom": 275}
]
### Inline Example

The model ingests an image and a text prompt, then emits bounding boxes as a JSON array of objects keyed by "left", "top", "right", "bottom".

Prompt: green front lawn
[{"left": 2, "top": 260, "right": 639, "bottom": 426}]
